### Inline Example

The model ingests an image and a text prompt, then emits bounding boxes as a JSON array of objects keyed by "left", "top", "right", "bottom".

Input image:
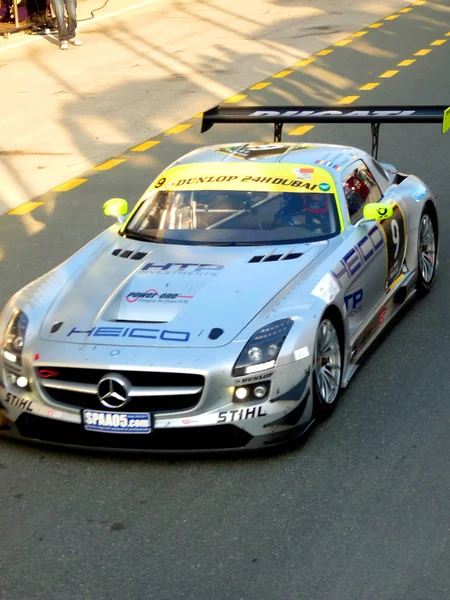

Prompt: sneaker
[
  {"left": 69, "top": 37, "right": 82, "bottom": 46},
  {"left": 60, "top": 40, "right": 69, "bottom": 50}
]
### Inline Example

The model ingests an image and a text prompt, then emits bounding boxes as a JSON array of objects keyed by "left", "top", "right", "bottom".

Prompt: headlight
[
  {"left": 2, "top": 309, "right": 28, "bottom": 367},
  {"left": 232, "top": 318, "right": 293, "bottom": 376}
]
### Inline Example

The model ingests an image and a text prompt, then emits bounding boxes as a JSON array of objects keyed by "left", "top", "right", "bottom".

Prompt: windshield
[{"left": 123, "top": 189, "right": 340, "bottom": 246}]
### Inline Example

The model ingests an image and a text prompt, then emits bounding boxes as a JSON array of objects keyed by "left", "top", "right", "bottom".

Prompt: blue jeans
[{"left": 51, "top": 0, "right": 77, "bottom": 42}]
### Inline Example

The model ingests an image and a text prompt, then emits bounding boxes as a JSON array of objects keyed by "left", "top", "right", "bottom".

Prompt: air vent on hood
[
  {"left": 111, "top": 248, "right": 148, "bottom": 260},
  {"left": 249, "top": 251, "right": 302, "bottom": 263}
]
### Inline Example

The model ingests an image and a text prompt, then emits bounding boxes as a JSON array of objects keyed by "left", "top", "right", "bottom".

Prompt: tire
[
  {"left": 313, "top": 314, "right": 343, "bottom": 421},
  {"left": 416, "top": 205, "right": 438, "bottom": 296}
]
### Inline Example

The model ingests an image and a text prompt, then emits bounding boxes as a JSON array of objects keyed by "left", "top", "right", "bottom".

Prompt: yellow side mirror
[
  {"left": 103, "top": 198, "right": 129, "bottom": 222},
  {"left": 363, "top": 203, "right": 393, "bottom": 222}
]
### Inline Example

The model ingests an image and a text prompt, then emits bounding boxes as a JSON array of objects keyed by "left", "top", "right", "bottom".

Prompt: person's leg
[
  {"left": 66, "top": 0, "right": 80, "bottom": 42},
  {"left": 51, "top": 0, "right": 69, "bottom": 41}
]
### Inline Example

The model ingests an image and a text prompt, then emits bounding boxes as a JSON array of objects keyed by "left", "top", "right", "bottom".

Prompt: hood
[{"left": 39, "top": 240, "right": 327, "bottom": 348}]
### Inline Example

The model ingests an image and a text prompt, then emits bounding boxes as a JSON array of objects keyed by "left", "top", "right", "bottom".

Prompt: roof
[{"left": 171, "top": 142, "right": 365, "bottom": 173}]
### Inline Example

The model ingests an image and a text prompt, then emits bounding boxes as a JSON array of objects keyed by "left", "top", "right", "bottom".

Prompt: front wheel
[
  {"left": 313, "top": 316, "right": 342, "bottom": 421},
  {"left": 416, "top": 207, "right": 437, "bottom": 296}
]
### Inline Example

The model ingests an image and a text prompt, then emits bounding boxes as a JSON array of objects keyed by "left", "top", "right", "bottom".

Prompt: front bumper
[{"left": 0, "top": 342, "right": 314, "bottom": 453}]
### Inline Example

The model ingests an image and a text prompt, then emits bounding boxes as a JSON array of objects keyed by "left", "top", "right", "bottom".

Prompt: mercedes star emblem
[{"left": 97, "top": 373, "right": 131, "bottom": 409}]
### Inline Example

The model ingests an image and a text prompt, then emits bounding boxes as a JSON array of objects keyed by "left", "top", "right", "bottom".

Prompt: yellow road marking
[
  {"left": 223, "top": 94, "right": 248, "bottom": 103},
  {"left": 359, "top": 83, "right": 380, "bottom": 90},
  {"left": 334, "top": 39, "right": 353, "bottom": 46},
  {"left": 288, "top": 125, "right": 315, "bottom": 136},
  {"left": 164, "top": 123, "right": 193, "bottom": 134},
  {"left": 385, "top": 15, "right": 399, "bottom": 20},
  {"left": 338, "top": 96, "right": 360, "bottom": 105},
  {"left": 194, "top": 113, "right": 203, "bottom": 119},
  {"left": 130, "top": 140, "right": 160, "bottom": 152},
  {"left": 379, "top": 70, "right": 399, "bottom": 78},
  {"left": 272, "top": 70, "right": 293, "bottom": 78},
  {"left": 399, "top": 7, "right": 413, "bottom": 12},
  {"left": 53, "top": 178, "right": 87, "bottom": 192},
  {"left": 316, "top": 49, "right": 333, "bottom": 56},
  {"left": 414, "top": 49, "right": 432, "bottom": 55},
  {"left": 397, "top": 59, "right": 416, "bottom": 66},
  {"left": 352, "top": 31, "right": 368, "bottom": 37},
  {"left": 249, "top": 82, "right": 271, "bottom": 90},
  {"left": 412, "top": 0, "right": 426, "bottom": 4},
  {"left": 446, "top": 32, "right": 450, "bottom": 36},
  {"left": 430, "top": 39, "right": 447, "bottom": 46},
  {"left": 294, "top": 58, "right": 315, "bottom": 67},
  {"left": 369, "top": 23, "right": 384, "bottom": 28},
  {"left": 8, "top": 202, "right": 44, "bottom": 215},
  {"left": 92, "top": 158, "right": 126, "bottom": 171}
]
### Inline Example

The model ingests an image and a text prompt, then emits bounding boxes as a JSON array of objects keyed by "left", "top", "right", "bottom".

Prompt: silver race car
[{"left": 0, "top": 105, "right": 448, "bottom": 452}]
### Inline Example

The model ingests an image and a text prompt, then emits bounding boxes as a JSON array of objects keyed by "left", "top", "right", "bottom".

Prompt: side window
[{"left": 343, "top": 161, "right": 382, "bottom": 223}]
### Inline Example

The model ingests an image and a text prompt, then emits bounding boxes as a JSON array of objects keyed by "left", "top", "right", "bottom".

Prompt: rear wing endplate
[{"left": 201, "top": 105, "right": 450, "bottom": 160}]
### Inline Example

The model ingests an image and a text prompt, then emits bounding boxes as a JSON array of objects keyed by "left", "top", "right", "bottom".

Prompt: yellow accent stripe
[
  {"left": 8, "top": 201, "right": 44, "bottom": 215},
  {"left": 92, "top": 158, "right": 126, "bottom": 171},
  {"left": 384, "top": 15, "right": 399, "bottom": 20},
  {"left": 369, "top": 23, "right": 384, "bottom": 28},
  {"left": 352, "top": 31, "right": 368, "bottom": 37},
  {"left": 397, "top": 59, "right": 416, "bottom": 66},
  {"left": 359, "top": 83, "right": 380, "bottom": 90},
  {"left": 379, "top": 70, "right": 399, "bottom": 78},
  {"left": 294, "top": 58, "right": 314, "bottom": 67},
  {"left": 272, "top": 70, "right": 293, "bottom": 78},
  {"left": 130, "top": 140, "right": 160, "bottom": 152},
  {"left": 414, "top": 49, "right": 432, "bottom": 55},
  {"left": 164, "top": 123, "right": 193, "bottom": 134},
  {"left": 288, "top": 125, "right": 315, "bottom": 136},
  {"left": 430, "top": 39, "right": 447, "bottom": 46},
  {"left": 334, "top": 39, "right": 353, "bottom": 46},
  {"left": 338, "top": 96, "right": 360, "bottom": 105},
  {"left": 223, "top": 94, "right": 248, "bottom": 103},
  {"left": 53, "top": 178, "right": 87, "bottom": 192},
  {"left": 249, "top": 82, "right": 271, "bottom": 90},
  {"left": 316, "top": 49, "right": 333, "bottom": 56}
]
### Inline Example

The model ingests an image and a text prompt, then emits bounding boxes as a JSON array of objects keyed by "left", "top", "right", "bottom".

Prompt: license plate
[{"left": 83, "top": 410, "right": 152, "bottom": 434}]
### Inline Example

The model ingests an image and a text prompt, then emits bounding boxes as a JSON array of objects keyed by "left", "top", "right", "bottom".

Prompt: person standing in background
[{"left": 51, "top": 0, "right": 82, "bottom": 50}]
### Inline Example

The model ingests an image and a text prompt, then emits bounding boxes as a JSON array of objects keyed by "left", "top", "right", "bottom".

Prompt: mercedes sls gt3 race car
[{"left": 0, "top": 105, "right": 448, "bottom": 452}]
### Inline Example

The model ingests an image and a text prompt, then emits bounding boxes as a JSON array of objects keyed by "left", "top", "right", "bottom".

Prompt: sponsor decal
[
  {"left": 412, "top": 187, "right": 427, "bottom": 202},
  {"left": 4, "top": 392, "right": 33, "bottom": 413},
  {"left": 293, "top": 167, "right": 314, "bottom": 180},
  {"left": 141, "top": 263, "right": 223, "bottom": 276},
  {"left": 181, "top": 418, "right": 200, "bottom": 425},
  {"left": 248, "top": 109, "right": 416, "bottom": 118},
  {"left": 126, "top": 289, "right": 194, "bottom": 303},
  {"left": 319, "top": 183, "right": 331, "bottom": 192},
  {"left": 344, "top": 288, "right": 364, "bottom": 316},
  {"left": 38, "top": 369, "right": 59, "bottom": 378},
  {"left": 332, "top": 225, "right": 384, "bottom": 286},
  {"left": 83, "top": 410, "right": 152, "bottom": 434},
  {"left": 312, "top": 273, "right": 340, "bottom": 303},
  {"left": 378, "top": 305, "right": 389, "bottom": 325},
  {"left": 293, "top": 346, "right": 310, "bottom": 361},
  {"left": 67, "top": 326, "right": 190, "bottom": 342},
  {"left": 234, "top": 372, "right": 273, "bottom": 385},
  {"left": 217, "top": 405, "right": 268, "bottom": 423},
  {"left": 170, "top": 175, "right": 322, "bottom": 191}
]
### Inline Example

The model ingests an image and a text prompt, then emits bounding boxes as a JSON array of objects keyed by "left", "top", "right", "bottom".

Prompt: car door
[{"left": 335, "top": 160, "right": 388, "bottom": 333}]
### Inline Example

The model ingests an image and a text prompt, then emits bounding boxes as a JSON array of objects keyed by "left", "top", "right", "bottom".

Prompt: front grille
[
  {"left": 36, "top": 367, "right": 204, "bottom": 413},
  {"left": 16, "top": 414, "right": 252, "bottom": 451}
]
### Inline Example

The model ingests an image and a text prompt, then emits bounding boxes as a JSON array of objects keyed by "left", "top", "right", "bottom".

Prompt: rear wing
[{"left": 201, "top": 105, "right": 450, "bottom": 159}]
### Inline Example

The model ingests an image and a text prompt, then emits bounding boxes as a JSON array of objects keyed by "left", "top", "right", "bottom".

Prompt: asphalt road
[{"left": 1, "top": 3, "right": 450, "bottom": 600}]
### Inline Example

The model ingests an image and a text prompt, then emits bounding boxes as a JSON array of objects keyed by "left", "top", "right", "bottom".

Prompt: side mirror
[
  {"left": 362, "top": 202, "right": 393, "bottom": 223},
  {"left": 103, "top": 198, "right": 129, "bottom": 224}
]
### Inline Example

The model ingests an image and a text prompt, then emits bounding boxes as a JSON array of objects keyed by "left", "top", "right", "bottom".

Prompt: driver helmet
[{"left": 303, "top": 193, "right": 329, "bottom": 215}]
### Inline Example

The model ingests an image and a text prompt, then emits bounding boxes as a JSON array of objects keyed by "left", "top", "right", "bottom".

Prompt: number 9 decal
[
  {"left": 154, "top": 177, "right": 166, "bottom": 189},
  {"left": 379, "top": 204, "right": 406, "bottom": 290}
]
